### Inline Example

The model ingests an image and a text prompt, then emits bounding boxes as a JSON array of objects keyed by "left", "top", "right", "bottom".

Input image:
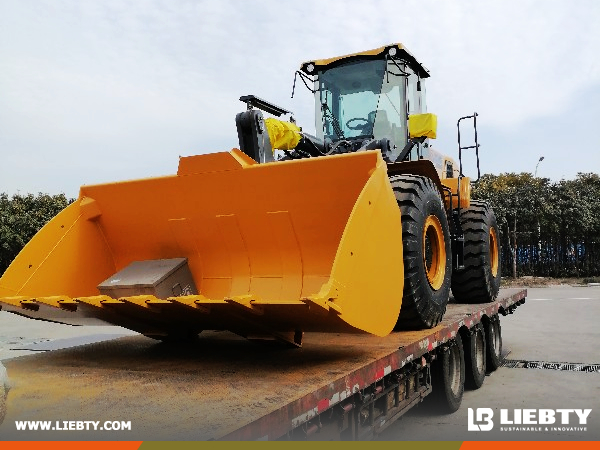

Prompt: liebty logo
[
  {"left": 468, "top": 408, "right": 592, "bottom": 431},
  {"left": 468, "top": 408, "right": 494, "bottom": 431}
]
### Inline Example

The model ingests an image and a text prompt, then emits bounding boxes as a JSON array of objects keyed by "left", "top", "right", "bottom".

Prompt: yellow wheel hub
[
  {"left": 490, "top": 227, "right": 499, "bottom": 277},
  {"left": 423, "top": 215, "right": 446, "bottom": 290}
]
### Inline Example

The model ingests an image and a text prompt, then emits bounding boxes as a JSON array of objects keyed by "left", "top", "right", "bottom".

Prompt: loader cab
[{"left": 301, "top": 44, "right": 430, "bottom": 159}]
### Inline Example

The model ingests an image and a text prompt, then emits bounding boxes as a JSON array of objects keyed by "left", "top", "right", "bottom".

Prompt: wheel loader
[{"left": 0, "top": 43, "right": 500, "bottom": 346}]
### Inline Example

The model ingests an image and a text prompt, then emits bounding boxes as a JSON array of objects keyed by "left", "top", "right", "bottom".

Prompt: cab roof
[{"left": 300, "top": 43, "right": 430, "bottom": 79}]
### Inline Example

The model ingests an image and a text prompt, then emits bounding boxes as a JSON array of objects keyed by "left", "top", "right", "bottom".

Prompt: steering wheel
[{"left": 345, "top": 117, "right": 370, "bottom": 130}]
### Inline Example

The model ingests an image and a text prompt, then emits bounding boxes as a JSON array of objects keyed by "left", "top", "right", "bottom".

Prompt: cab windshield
[{"left": 314, "top": 59, "right": 407, "bottom": 148}]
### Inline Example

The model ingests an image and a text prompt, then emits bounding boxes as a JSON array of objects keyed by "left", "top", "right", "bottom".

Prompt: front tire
[
  {"left": 391, "top": 175, "right": 452, "bottom": 329},
  {"left": 452, "top": 201, "right": 501, "bottom": 303}
]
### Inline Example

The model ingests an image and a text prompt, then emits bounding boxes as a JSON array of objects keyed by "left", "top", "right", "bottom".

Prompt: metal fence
[{"left": 499, "top": 232, "right": 600, "bottom": 278}]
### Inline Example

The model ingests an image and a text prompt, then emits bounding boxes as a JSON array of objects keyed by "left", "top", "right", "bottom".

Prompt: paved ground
[
  {"left": 0, "top": 312, "right": 137, "bottom": 361},
  {"left": 379, "top": 286, "right": 600, "bottom": 441},
  {"left": 0, "top": 286, "right": 599, "bottom": 441}
]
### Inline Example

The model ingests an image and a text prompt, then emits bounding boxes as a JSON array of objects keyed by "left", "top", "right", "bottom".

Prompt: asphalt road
[{"left": 379, "top": 285, "right": 600, "bottom": 441}]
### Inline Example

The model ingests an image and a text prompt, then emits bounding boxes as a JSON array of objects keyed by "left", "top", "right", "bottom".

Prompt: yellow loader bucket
[{"left": 0, "top": 149, "right": 404, "bottom": 343}]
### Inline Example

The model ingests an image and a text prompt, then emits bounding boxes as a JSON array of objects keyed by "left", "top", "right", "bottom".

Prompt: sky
[{"left": 1, "top": 0, "right": 600, "bottom": 198}]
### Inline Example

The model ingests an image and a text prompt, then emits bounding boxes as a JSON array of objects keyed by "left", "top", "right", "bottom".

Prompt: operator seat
[{"left": 372, "top": 110, "right": 392, "bottom": 140}]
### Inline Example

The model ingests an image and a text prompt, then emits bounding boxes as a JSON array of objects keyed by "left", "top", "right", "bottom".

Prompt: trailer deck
[{"left": 0, "top": 288, "right": 526, "bottom": 440}]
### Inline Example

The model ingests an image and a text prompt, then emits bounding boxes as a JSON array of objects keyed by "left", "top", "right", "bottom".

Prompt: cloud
[
  {"left": 0, "top": 0, "right": 599, "bottom": 196},
  {"left": 476, "top": 81, "right": 600, "bottom": 181}
]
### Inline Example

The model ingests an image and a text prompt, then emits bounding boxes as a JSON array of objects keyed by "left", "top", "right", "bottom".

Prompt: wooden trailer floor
[{"left": 0, "top": 289, "right": 526, "bottom": 440}]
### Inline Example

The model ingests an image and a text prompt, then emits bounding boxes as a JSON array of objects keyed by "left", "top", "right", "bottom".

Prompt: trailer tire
[
  {"left": 431, "top": 336, "right": 465, "bottom": 413},
  {"left": 452, "top": 201, "right": 501, "bottom": 303},
  {"left": 464, "top": 324, "right": 486, "bottom": 389},
  {"left": 391, "top": 175, "right": 452, "bottom": 329},
  {"left": 485, "top": 317, "right": 502, "bottom": 372}
]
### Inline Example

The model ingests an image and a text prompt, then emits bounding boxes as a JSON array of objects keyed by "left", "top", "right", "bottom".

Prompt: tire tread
[{"left": 452, "top": 201, "right": 501, "bottom": 303}]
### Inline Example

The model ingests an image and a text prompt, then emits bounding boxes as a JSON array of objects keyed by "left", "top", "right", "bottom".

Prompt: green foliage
[
  {"left": 474, "top": 172, "right": 551, "bottom": 233},
  {"left": 472, "top": 172, "right": 600, "bottom": 277},
  {"left": 0, "top": 193, "right": 72, "bottom": 274}
]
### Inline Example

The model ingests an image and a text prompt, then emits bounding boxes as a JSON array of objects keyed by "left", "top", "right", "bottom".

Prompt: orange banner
[
  {"left": 461, "top": 442, "right": 599, "bottom": 450},
  {"left": 2, "top": 442, "right": 143, "bottom": 450}
]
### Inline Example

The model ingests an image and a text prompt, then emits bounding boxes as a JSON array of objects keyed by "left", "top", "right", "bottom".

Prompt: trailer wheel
[
  {"left": 485, "top": 317, "right": 502, "bottom": 372},
  {"left": 431, "top": 336, "right": 465, "bottom": 413},
  {"left": 464, "top": 324, "right": 486, "bottom": 389},
  {"left": 452, "top": 201, "right": 501, "bottom": 303},
  {"left": 391, "top": 175, "right": 452, "bottom": 329}
]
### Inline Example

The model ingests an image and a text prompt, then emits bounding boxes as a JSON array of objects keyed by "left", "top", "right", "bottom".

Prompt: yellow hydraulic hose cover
[
  {"left": 264, "top": 118, "right": 301, "bottom": 151},
  {"left": 408, "top": 113, "right": 437, "bottom": 139}
]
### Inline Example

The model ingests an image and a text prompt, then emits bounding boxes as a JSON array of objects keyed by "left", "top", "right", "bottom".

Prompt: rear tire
[
  {"left": 391, "top": 175, "right": 452, "bottom": 329},
  {"left": 431, "top": 336, "right": 465, "bottom": 413},
  {"left": 452, "top": 201, "right": 501, "bottom": 303},
  {"left": 464, "top": 324, "right": 486, "bottom": 389},
  {"left": 485, "top": 317, "right": 502, "bottom": 372}
]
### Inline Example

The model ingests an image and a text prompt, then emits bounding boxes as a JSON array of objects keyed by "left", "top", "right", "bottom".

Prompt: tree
[
  {"left": 0, "top": 193, "right": 72, "bottom": 275},
  {"left": 473, "top": 173, "right": 551, "bottom": 277},
  {"left": 472, "top": 172, "right": 600, "bottom": 278}
]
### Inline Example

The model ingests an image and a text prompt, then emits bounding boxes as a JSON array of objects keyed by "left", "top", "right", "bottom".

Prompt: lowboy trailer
[{"left": 2, "top": 288, "right": 525, "bottom": 440}]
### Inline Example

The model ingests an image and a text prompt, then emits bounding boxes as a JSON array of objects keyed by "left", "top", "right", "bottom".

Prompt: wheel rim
[
  {"left": 493, "top": 322, "right": 501, "bottom": 357},
  {"left": 423, "top": 215, "right": 446, "bottom": 290},
  {"left": 490, "top": 227, "right": 499, "bottom": 277},
  {"left": 448, "top": 344, "right": 461, "bottom": 395},
  {"left": 474, "top": 328, "right": 485, "bottom": 373},
  {"left": 489, "top": 321, "right": 500, "bottom": 357}
]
